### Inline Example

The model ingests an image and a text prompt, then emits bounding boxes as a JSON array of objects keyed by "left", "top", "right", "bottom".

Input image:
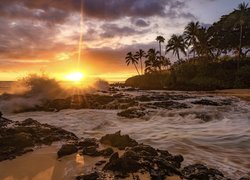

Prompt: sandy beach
[{"left": 0, "top": 145, "right": 85, "bottom": 180}]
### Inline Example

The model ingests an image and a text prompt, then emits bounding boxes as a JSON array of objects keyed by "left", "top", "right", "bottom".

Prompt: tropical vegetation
[{"left": 124, "top": 2, "right": 250, "bottom": 90}]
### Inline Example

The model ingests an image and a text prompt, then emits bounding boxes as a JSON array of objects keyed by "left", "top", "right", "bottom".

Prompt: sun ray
[{"left": 77, "top": 0, "right": 84, "bottom": 67}]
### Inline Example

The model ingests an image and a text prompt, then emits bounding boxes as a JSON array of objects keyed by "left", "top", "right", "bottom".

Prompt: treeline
[
  {"left": 125, "top": 2, "right": 250, "bottom": 90},
  {"left": 126, "top": 58, "right": 250, "bottom": 90}
]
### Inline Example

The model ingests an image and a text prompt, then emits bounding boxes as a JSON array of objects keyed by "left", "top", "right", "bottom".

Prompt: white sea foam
[{"left": 5, "top": 90, "right": 250, "bottom": 179}]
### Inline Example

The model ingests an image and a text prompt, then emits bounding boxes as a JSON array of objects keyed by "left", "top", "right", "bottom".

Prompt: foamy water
[{"left": 4, "top": 90, "right": 250, "bottom": 179}]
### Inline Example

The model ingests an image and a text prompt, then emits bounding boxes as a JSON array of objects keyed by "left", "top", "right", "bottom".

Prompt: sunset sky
[{"left": 0, "top": 0, "right": 244, "bottom": 81}]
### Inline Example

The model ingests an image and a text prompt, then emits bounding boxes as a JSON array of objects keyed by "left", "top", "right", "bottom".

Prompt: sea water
[{"left": 0, "top": 82, "right": 249, "bottom": 178}]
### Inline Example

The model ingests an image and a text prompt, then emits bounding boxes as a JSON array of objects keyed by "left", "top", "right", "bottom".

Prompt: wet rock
[
  {"left": 117, "top": 108, "right": 146, "bottom": 118},
  {"left": 135, "top": 95, "right": 152, "bottom": 102},
  {"left": 240, "top": 176, "right": 250, "bottom": 180},
  {"left": 99, "top": 147, "right": 114, "bottom": 157},
  {"left": 150, "top": 94, "right": 170, "bottom": 101},
  {"left": 181, "top": 164, "right": 225, "bottom": 180},
  {"left": 100, "top": 131, "right": 138, "bottom": 150},
  {"left": 195, "top": 113, "right": 213, "bottom": 122},
  {"left": 103, "top": 152, "right": 141, "bottom": 175},
  {"left": 148, "top": 101, "right": 189, "bottom": 109},
  {"left": 47, "top": 98, "right": 71, "bottom": 111},
  {"left": 78, "top": 138, "right": 100, "bottom": 157},
  {"left": 103, "top": 144, "right": 183, "bottom": 178},
  {"left": 78, "top": 138, "right": 113, "bottom": 157},
  {"left": 77, "top": 138, "right": 99, "bottom": 149},
  {"left": 95, "top": 160, "right": 107, "bottom": 166},
  {"left": 192, "top": 99, "right": 220, "bottom": 106},
  {"left": 0, "top": 116, "right": 12, "bottom": 127},
  {"left": 82, "top": 146, "right": 100, "bottom": 156},
  {"left": 0, "top": 118, "right": 78, "bottom": 161},
  {"left": 170, "top": 94, "right": 194, "bottom": 101},
  {"left": 16, "top": 118, "right": 41, "bottom": 126},
  {"left": 57, "top": 144, "right": 78, "bottom": 158},
  {"left": 0, "top": 132, "right": 34, "bottom": 161},
  {"left": 106, "top": 98, "right": 138, "bottom": 110},
  {"left": 76, "top": 172, "right": 100, "bottom": 180}
]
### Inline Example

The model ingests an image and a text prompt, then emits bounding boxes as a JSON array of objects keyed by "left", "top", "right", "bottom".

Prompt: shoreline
[
  {"left": 0, "top": 89, "right": 249, "bottom": 179},
  {"left": 0, "top": 145, "right": 85, "bottom": 180},
  {"left": 210, "top": 89, "right": 250, "bottom": 102}
]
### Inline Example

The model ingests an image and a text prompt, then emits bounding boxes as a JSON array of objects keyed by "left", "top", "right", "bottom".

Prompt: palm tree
[
  {"left": 184, "top": 22, "right": 200, "bottom": 58},
  {"left": 156, "top": 36, "right": 165, "bottom": 57},
  {"left": 166, "top": 34, "right": 187, "bottom": 60},
  {"left": 125, "top": 52, "right": 140, "bottom": 75},
  {"left": 135, "top": 49, "right": 146, "bottom": 75},
  {"left": 236, "top": 2, "right": 249, "bottom": 60},
  {"left": 145, "top": 48, "right": 161, "bottom": 72},
  {"left": 161, "top": 57, "right": 171, "bottom": 70},
  {"left": 195, "top": 27, "right": 214, "bottom": 58}
]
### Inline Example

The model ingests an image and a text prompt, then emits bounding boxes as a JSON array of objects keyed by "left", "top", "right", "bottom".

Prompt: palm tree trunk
[
  {"left": 133, "top": 63, "right": 140, "bottom": 75},
  {"left": 239, "top": 25, "right": 243, "bottom": 59},
  {"left": 192, "top": 37, "right": 195, "bottom": 58},
  {"left": 238, "top": 24, "right": 243, "bottom": 71},
  {"left": 159, "top": 42, "right": 162, "bottom": 57},
  {"left": 140, "top": 58, "right": 143, "bottom": 75},
  {"left": 177, "top": 51, "right": 180, "bottom": 60}
]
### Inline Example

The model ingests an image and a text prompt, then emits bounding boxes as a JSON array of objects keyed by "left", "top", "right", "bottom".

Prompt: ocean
[{"left": 0, "top": 82, "right": 249, "bottom": 179}]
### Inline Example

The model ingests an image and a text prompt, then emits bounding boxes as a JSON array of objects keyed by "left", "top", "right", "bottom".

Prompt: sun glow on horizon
[{"left": 65, "top": 72, "right": 85, "bottom": 82}]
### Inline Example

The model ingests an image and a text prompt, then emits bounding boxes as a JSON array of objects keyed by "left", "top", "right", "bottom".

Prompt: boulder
[
  {"left": 99, "top": 147, "right": 114, "bottom": 157},
  {"left": 100, "top": 131, "right": 138, "bottom": 150},
  {"left": 0, "top": 118, "right": 78, "bottom": 161},
  {"left": 117, "top": 108, "right": 146, "bottom": 118},
  {"left": 57, "top": 144, "right": 78, "bottom": 158},
  {"left": 103, "top": 144, "right": 183, "bottom": 178},
  {"left": 181, "top": 164, "right": 225, "bottom": 180},
  {"left": 76, "top": 172, "right": 100, "bottom": 180}
]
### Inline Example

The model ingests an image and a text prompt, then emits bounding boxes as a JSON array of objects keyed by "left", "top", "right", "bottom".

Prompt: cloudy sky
[{"left": 0, "top": 0, "right": 244, "bottom": 81}]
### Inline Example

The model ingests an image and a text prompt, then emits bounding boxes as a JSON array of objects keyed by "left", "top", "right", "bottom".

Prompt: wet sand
[
  {"left": 212, "top": 89, "right": 250, "bottom": 102},
  {"left": 0, "top": 145, "right": 181, "bottom": 180}
]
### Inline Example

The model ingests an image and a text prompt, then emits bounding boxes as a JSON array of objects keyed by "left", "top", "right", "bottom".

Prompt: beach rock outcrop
[
  {"left": 76, "top": 172, "right": 100, "bottom": 180},
  {"left": 0, "top": 115, "right": 12, "bottom": 127},
  {"left": 100, "top": 131, "right": 138, "bottom": 150},
  {"left": 57, "top": 144, "right": 78, "bottom": 158},
  {"left": 103, "top": 144, "right": 183, "bottom": 178},
  {"left": 73, "top": 131, "right": 232, "bottom": 180},
  {"left": 149, "top": 101, "right": 189, "bottom": 109},
  {"left": 181, "top": 164, "right": 225, "bottom": 180},
  {"left": 192, "top": 99, "right": 220, "bottom": 106},
  {"left": 117, "top": 108, "right": 146, "bottom": 118},
  {"left": 240, "top": 176, "right": 250, "bottom": 180},
  {"left": 0, "top": 117, "right": 78, "bottom": 161}
]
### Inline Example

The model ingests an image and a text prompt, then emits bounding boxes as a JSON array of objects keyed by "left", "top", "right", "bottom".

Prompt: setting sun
[{"left": 66, "top": 72, "right": 85, "bottom": 82}]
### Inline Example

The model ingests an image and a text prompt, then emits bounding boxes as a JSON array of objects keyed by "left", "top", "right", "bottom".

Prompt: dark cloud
[
  {"left": 100, "top": 24, "right": 149, "bottom": 38},
  {"left": 0, "top": 0, "right": 196, "bottom": 71},
  {"left": 0, "top": 0, "right": 193, "bottom": 21},
  {"left": 133, "top": 19, "right": 150, "bottom": 27},
  {"left": 0, "top": 2, "right": 69, "bottom": 23}
]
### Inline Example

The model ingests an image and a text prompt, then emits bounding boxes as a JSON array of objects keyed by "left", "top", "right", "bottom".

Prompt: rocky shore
[
  {"left": 0, "top": 115, "right": 249, "bottom": 180},
  {"left": 0, "top": 115, "right": 77, "bottom": 161}
]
